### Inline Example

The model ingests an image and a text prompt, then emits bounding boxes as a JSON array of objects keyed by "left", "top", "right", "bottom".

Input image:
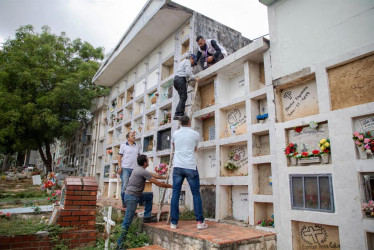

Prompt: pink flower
[
  {"left": 48, "top": 197, "right": 51, "bottom": 200},
  {"left": 55, "top": 190, "right": 61, "bottom": 195},
  {"left": 355, "top": 141, "right": 362, "bottom": 146},
  {"left": 353, "top": 131, "right": 360, "bottom": 137},
  {"left": 358, "top": 135, "right": 364, "bottom": 141},
  {"left": 364, "top": 144, "right": 371, "bottom": 149},
  {"left": 0, "top": 212, "right": 3, "bottom": 215},
  {"left": 5, "top": 212, "right": 11, "bottom": 217},
  {"left": 364, "top": 138, "right": 371, "bottom": 144}
]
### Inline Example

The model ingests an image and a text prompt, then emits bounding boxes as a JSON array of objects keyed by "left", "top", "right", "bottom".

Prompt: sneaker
[
  {"left": 170, "top": 223, "right": 177, "bottom": 229},
  {"left": 197, "top": 221, "right": 208, "bottom": 230},
  {"left": 143, "top": 217, "right": 157, "bottom": 223}
]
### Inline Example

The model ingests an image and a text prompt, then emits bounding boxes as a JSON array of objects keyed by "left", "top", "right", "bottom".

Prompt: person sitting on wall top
[
  {"left": 173, "top": 54, "right": 199, "bottom": 120},
  {"left": 195, "top": 35, "right": 227, "bottom": 69}
]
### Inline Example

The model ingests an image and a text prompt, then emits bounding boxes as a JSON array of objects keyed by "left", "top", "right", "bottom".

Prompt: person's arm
[
  {"left": 151, "top": 173, "right": 167, "bottom": 180},
  {"left": 118, "top": 145, "right": 124, "bottom": 174},
  {"left": 149, "top": 177, "right": 172, "bottom": 188},
  {"left": 185, "top": 60, "right": 196, "bottom": 81},
  {"left": 210, "top": 40, "right": 222, "bottom": 61},
  {"left": 195, "top": 50, "right": 202, "bottom": 63}
]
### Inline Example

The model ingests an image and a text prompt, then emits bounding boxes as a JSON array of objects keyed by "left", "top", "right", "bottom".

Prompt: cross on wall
[{"left": 302, "top": 226, "right": 324, "bottom": 243}]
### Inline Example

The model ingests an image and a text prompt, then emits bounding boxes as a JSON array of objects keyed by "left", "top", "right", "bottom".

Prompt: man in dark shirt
[
  {"left": 117, "top": 155, "right": 172, "bottom": 249},
  {"left": 195, "top": 35, "right": 228, "bottom": 69}
]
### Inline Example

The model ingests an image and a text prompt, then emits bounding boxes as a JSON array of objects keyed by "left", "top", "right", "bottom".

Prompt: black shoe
[
  {"left": 173, "top": 116, "right": 181, "bottom": 120},
  {"left": 143, "top": 217, "right": 158, "bottom": 223}
]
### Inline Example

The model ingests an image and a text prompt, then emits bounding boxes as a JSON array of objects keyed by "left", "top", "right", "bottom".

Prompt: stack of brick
[{"left": 56, "top": 177, "right": 98, "bottom": 229}]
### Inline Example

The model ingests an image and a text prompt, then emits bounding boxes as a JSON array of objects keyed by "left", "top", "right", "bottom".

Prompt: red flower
[
  {"left": 48, "top": 197, "right": 51, "bottom": 200},
  {"left": 294, "top": 126, "right": 303, "bottom": 133},
  {"left": 52, "top": 193, "right": 55, "bottom": 196},
  {"left": 312, "top": 150, "right": 320, "bottom": 155},
  {"left": 289, "top": 143, "right": 294, "bottom": 148},
  {"left": 301, "top": 152, "right": 309, "bottom": 157}
]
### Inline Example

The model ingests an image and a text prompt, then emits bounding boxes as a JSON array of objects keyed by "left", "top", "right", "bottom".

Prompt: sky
[{"left": 0, "top": 0, "right": 269, "bottom": 54}]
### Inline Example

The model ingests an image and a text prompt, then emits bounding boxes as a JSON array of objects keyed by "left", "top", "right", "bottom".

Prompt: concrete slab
[{"left": 0, "top": 205, "right": 54, "bottom": 214}]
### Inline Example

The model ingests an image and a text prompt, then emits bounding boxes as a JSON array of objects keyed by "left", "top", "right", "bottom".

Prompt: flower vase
[
  {"left": 357, "top": 146, "right": 368, "bottom": 159},
  {"left": 259, "top": 120, "right": 264, "bottom": 124},
  {"left": 290, "top": 157, "right": 297, "bottom": 166},
  {"left": 321, "top": 154, "right": 329, "bottom": 164}
]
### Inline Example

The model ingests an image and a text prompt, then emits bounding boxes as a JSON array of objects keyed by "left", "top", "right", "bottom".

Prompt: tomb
[
  {"left": 146, "top": 90, "right": 159, "bottom": 109},
  {"left": 122, "top": 123, "right": 131, "bottom": 140},
  {"left": 218, "top": 185, "right": 249, "bottom": 222},
  {"left": 328, "top": 54, "right": 374, "bottom": 110},
  {"left": 124, "top": 104, "right": 133, "bottom": 119},
  {"left": 217, "top": 70, "right": 246, "bottom": 102},
  {"left": 158, "top": 104, "right": 172, "bottom": 127},
  {"left": 250, "top": 94, "right": 268, "bottom": 124},
  {"left": 291, "top": 221, "right": 340, "bottom": 249},
  {"left": 107, "top": 131, "right": 113, "bottom": 145},
  {"left": 219, "top": 102, "right": 247, "bottom": 138},
  {"left": 161, "top": 56, "right": 174, "bottom": 81},
  {"left": 248, "top": 62, "right": 265, "bottom": 92},
  {"left": 126, "top": 86, "right": 134, "bottom": 103},
  {"left": 157, "top": 128, "right": 171, "bottom": 151},
  {"left": 220, "top": 142, "right": 248, "bottom": 177},
  {"left": 253, "top": 163, "right": 272, "bottom": 195},
  {"left": 147, "top": 69, "right": 159, "bottom": 90},
  {"left": 112, "top": 146, "right": 119, "bottom": 161},
  {"left": 114, "top": 127, "right": 121, "bottom": 144},
  {"left": 353, "top": 114, "right": 374, "bottom": 160},
  {"left": 160, "top": 80, "right": 173, "bottom": 103},
  {"left": 103, "top": 165, "right": 110, "bottom": 179},
  {"left": 143, "top": 135, "right": 154, "bottom": 152},
  {"left": 254, "top": 202, "right": 274, "bottom": 226},
  {"left": 196, "top": 148, "right": 216, "bottom": 179},
  {"left": 116, "top": 111, "right": 123, "bottom": 125},
  {"left": 133, "top": 117, "right": 143, "bottom": 137},
  {"left": 133, "top": 97, "right": 145, "bottom": 116},
  {"left": 278, "top": 79, "right": 319, "bottom": 122},
  {"left": 201, "top": 185, "right": 216, "bottom": 219},
  {"left": 180, "top": 22, "right": 190, "bottom": 37},
  {"left": 193, "top": 112, "right": 216, "bottom": 142},
  {"left": 134, "top": 78, "right": 146, "bottom": 98},
  {"left": 367, "top": 232, "right": 374, "bottom": 250},
  {"left": 145, "top": 111, "right": 157, "bottom": 131},
  {"left": 181, "top": 39, "right": 190, "bottom": 55},
  {"left": 252, "top": 131, "right": 270, "bottom": 157},
  {"left": 118, "top": 93, "right": 125, "bottom": 108},
  {"left": 195, "top": 80, "right": 215, "bottom": 111}
]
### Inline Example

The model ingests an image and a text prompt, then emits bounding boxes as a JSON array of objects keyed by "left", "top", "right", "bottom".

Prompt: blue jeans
[
  {"left": 120, "top": 168, "right": 133, "bottom": 204},
  {"left": 117, "top": 192, "right": 153, "bottom": 248},
  {"left": 171, "top": 167, "right": 204, "bottom": 225}
]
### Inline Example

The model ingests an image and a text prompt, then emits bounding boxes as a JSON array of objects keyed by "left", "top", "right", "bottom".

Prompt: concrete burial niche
[
  {"left": 107, "top": 131, "right": 113, "bottom": 145},
  {"left": 147, "top": 69, "right": 159, "bottom": 90},
  {"left": 200, "top": 185, "right": 216, "bottom": 219},
  {"left": 126, "top": 85, "right": 134, "bottom": 103},
  {"left": 133, "top": 97, "right": 145, "bottom": 116},
  {"left": 160, "top": 80, "right": 173, "bottom": 103},
  {"left": 161, "top": 56, "right": 174, "bottom": 81},
  {"left": 134, "top": 78, "right": 146, "bottom": 99},
  {"left": 123, "top": 123, "right": 131, "bottom": 140},
  {"left": 248, "top": 62, "right": 266, "bottom": 92},
  {"left": 146, "top": 90, "right": 159, "bottom": 109},
  {"left": 253, "top": 163, "right": 273, "bottom": 195},
  {"left": 254, "top": 202, "right": 273, "bottom": 225},
  {"left": 196, "top": 148, "right": 216, "bottom": 178},
  {"left": 133, "top": 117, "right": 143, "bottom": 137},
  {"left": 145, "top": 111, "right": 156, "bottom": 131},
  {"left": 118, "top": 93, "right": 124, "bottom": 108},
  {"left": 278, "top": 79, "right": 319, "bottom": 122},
  {"left": 157, "top": 128, "right": 171, "bottom": 151},
  {"left": 252, "top": 131, "right": 270, "bottom": 157},
  {"left": 292, "top": 221, "right": 340, "bottom": 250},
  {"left": 193, "top": 113, "right": 215, "bottom": 142},
  {"left": 353, "top": 114, "right": 374, "bottom": 159},
  {"left": 250, "top": 94, "right": 268, "bottom": 124},
  {"left": 218, "top": 185, "right": 249, "bottom": 222},
  {"left": 220, "top": 142, "right": 248, "bottom": 177},
  {"left": 219, "top": 102, "right": 247, "bottom": 138},
  {"left": 181, "top": 38, "right": 190, "bottom": 55},
  {"left": 143, "top": 135, "right": 154, "bottom": 152},
  {"left": 328, "top": 53, "right": 374, "bottom": 111},
  {"left": 124, "top": 103, "right": 133, "bottom": 118},
  {"left": 216, "top": 70, "right": 246, "bottom": 102},
  {"left": 158, "top": 104, "right": 172, "bottom": 126},
  {"left": 194, "top": 79, "right": 215, "bottom": 111}
]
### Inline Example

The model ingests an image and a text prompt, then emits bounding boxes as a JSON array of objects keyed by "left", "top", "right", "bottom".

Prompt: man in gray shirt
[
  {"left": 117, "top": 155, "right": 172, "bottom": 249},
  {"left": 173, "top": 54, "right": 198, "bottom": 120}
]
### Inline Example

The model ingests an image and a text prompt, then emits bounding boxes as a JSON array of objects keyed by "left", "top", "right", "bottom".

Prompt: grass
[
  {"left": 0, "top": 216, "right": 49, "bottom": 236},
  {"left": 0, "top": 190, "right": 48, "bottom": 199}
]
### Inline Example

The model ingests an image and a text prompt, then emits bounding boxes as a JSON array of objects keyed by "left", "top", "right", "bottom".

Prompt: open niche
[
  {"left": 252, "top": 130, "right": 270, "bottom": 157},
  {"left": 220, "top": 142, "right": 248, "bottom": 177},
  {"left": 161, "top": 56, "right": 174, "bottom": 81},
  {"left": 145, "top": 111, "right": 157, "bottom": 132},
  {"left": 218, "top": 185, "right": 249, "bottom": 222},
  {"left": 181, "top": 39, "right": 190, "bottom": 55},
  {"left": 143, "top": 135, "right": 154, "bottom": 152},
  {"left": 157, "top": 128, "right": 171, "bottom": 151},
  {"left": 254, "top": 202, "right": 274, "bottom": 226},
  {"left": 249, "top": 62, "right": 265, "bottom": 92},
  {"left": 158, "top": 103, "right": 172, "bottom": 126},
  {"left": 133, "top": 117, "right": 143, "bottom": 137},
  {"left": 146, "top": 90, "right": 158, "bottom": 110},
  {"left": 195, "top": 113, "right": 215, "bottom": 142},
  {"left": 133, "top": 98, "right": 145, "bottom": 117},
  {"left": 122, "top": 123, "right": 131, "bottom": 140},
  {"left": 194, "top": 79, "right": 215, "bottom": 111},
  {"left": 126, "top": 86, "right": 134, "bottom": 103},
  {"left": 217, "top": 70, "right": 246, "bottom": 102},
  {"left": 160, "top": 80, "right": 173, "bottom": 103},
  {"left": 251, "top": 94, "right": 268, "bottom": 124},
  {"left": 219, "top": 102, "right": 247, "bottom": 138}
]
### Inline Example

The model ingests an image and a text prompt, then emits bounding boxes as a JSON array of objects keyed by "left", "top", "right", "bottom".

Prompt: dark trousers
[
  {"left": 173, "top": 76, "right": 187, "bottom": 116},
  {"left": 199, "top": 53, "right": 224, "bottom": 69}
]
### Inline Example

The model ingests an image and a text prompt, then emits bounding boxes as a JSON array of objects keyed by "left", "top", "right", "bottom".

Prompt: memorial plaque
[
  {"left": 328, "top": 54, "right": 374, "bottom": 111},
  {"left": 288, "top": 123, "right": 329, "bottom": 152},
  {"left": 281, "top": 80, "right": 319, "bottom": 121},
  {"left": 292, "top": 221, "right": 340, "bottom": 250},
  {"left": 232, "top": 186, "right": 249, "bottom": 221},
  {"left": 223, "top": 105, "right": 247, "bottom": 137},
  {"left": 32, "top": 175, "right": 41, "bottom": 185},
  {"left": 354, "top": 114, "right": 374, "bottom": 133}
]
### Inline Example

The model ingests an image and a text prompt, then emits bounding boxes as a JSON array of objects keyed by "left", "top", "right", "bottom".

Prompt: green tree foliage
[{"left": 0, "top": 25, "right": 107, "bottom": 173}]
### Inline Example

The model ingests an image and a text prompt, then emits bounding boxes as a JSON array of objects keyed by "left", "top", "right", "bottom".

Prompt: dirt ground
[{"left": 0, "top": 177, "right": 41, "bottom": 193}]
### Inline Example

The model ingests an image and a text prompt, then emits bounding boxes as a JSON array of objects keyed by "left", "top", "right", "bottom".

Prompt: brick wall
[{"left": 0, "top": 230, "right": 97, "bottom": 249}]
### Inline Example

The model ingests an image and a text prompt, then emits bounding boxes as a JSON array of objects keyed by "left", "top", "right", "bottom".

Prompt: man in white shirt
[
  {"left": 195, "top": 35, "right": 227, "bottom": 69},
  {"left": 118, "top": 131, "right": 139, "bottom": 207},
  {"left": 173, "top": 54, "right": 198, "bottom": 120},
  {"left": 170, "top": 116, "right": 208, "bottom": 230}
]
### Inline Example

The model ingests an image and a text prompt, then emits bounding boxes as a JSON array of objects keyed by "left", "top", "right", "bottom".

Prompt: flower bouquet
[
  {"left": 319, "top": 138, "right": 330, "bottom": 163},
  {"left": 353, "top": 131, "right": 373, "bottom": 159},
  {"left": 362, "top": 200, "right": 374, "bottom": 216},
  {"left": 155, "top": 163, "right": 168, "bottom": 175},
  {"left": 284, "top": 143, "right": 298, "bottom": 165},
  {"left": 47, "top": 190, "right": 61, "bottom": 206}
]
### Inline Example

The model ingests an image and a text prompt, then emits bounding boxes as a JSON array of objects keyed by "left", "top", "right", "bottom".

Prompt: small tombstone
[{"left": 32, "top": 175, "right": 42, "bottom": 185}]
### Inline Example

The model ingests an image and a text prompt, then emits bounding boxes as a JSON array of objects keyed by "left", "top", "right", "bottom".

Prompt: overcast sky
[{"left": 0, "top": 0, "right": 268, "bottom": 54}]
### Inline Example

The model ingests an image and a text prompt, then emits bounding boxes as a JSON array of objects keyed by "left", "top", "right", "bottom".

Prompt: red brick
[
  {"left": 42, "top": 247, "right": 52, "bottom": 250},
  {"left": 57, "top": 222, "right": 71, "bottom": 227},
  {"left": 64, "top": 200, "right": 73, "bottom": 205},
  {"left": 80, "top": 206, "right": 96, "bottom": 209},
  {"left": 72, "top": 200, "right": 89, "bottom": 205},
  {"left": 11, "top": 242, "right": 31, "bottom": 248},
  {"left": 0, "top": 243, "right": 11, "bottom": 249},
  {"left": 70, "top": 239, "right": 80, "bottom": 244},
  {"left": 82, "top": 186, "right": 98, "bottom": 191},
  {"left": 80, "top": 237, "right": 96, "bottom": 244},
  {"left": 80, "top": 216, "right": 95, "bottom": 221},
  {"left": 69, "top": 243, "right": 80, "bottom": 249},
  {"left": 71, "top": 210, "right": 89, "bottom": 216},
  {"left": 64, "top": 205, "right": 81, "bottom": 209},
  {"left": 66, "top": 185, "right": 83, "bottom": 190},
  {"left": 74, "top": 191, "right": 90, "bottom": 196},
  {"left": 36, "top": 241, "right": 51, "bottom": 247},
  {"left": 71, "top": 221, "right": 88, "bottom": 226},
  {"left": 13, "top": 235, "right": 38, "bottom": 242},
  {"left": 89, "top": 191, "right": 97, "bottom": 196},
  {"left": 60, "top": 211, "right": 71, "bottom": 216},
  {"left": 65, "top": 190, "right": 75, "bottom": 195},
  {"left": 81, "top": 196, "right": 96, "bottom": 201},
  {"left": 88, "top": 232, "right": 97, "bottom": 237},
  {"left": 63, "top": 216, "right": 80, "bottom": 221},
  {"left": 65, "top": 195, "right": 82, "bottom": 201},
  {"left": 87, "top": 221, "right": 96, "bottom": 225}
]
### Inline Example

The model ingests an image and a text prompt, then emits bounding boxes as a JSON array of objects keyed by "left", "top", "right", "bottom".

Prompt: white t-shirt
[
  {"left": 119, "top": 142, "right": 139, "bottom": 169},
  {"left": 172, "top": 127, "right": 200, "bottom": 170}
]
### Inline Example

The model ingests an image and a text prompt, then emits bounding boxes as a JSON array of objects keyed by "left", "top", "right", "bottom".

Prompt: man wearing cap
[
  {"left": 195, "top": 35, "right": 227, "bottom": 69},
  {"left": 173, "top": 54, "right": 198, "bottom": 120}
]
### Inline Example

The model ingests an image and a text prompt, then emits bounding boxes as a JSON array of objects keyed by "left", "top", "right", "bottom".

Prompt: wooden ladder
[{"left": 156, "top": 80, "right": 199, "bottom": 223}]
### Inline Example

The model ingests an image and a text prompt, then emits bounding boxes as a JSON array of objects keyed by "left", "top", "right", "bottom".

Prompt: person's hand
[
  {"left": 118, "top": 168, "right": 122, "bottom": 174},
  {"left": 207, "top": 56, "right": 213, "bottom": 63},
  {"left": 195, "top": 77, "right": 199, "bottom": 82}
]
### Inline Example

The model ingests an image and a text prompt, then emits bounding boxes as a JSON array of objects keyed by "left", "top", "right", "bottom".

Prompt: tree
[{"left": 0, "top": 25, "right": 107, "bottom": 173}]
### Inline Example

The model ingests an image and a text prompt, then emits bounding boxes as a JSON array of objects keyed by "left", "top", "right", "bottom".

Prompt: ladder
[{"left": 156, "top": 80, "right": 199, "bottom": 223}]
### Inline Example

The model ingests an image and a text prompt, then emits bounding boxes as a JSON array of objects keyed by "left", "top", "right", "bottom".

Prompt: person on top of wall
[
  {"left": 117, "top": 154, "right": 172, "bottom": 249},
  {"left": 195, "top": 35, "right": 227, "bottom": 69},
  {"left": 118, "top": 131, "right": 139, "bottom": 208},
  {"left": 173, "top": 54, "right": 198, "bottom": 120},
  {"left": 170, "top": 115, "right": 208, "bottom": 230}
]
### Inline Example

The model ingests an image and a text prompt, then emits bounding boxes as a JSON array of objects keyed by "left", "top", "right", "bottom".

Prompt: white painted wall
[{"left": 268, "top": 0, "right": 374, "bottom": 79}]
